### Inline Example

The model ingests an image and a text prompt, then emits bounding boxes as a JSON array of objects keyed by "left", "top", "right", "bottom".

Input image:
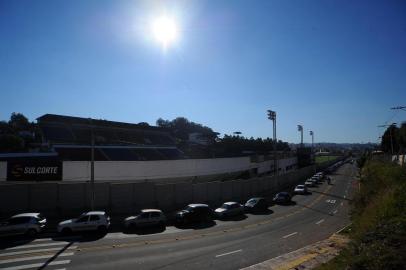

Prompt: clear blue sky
[{"left": 1, "top": 0, "right": 405, "bottom": 143}]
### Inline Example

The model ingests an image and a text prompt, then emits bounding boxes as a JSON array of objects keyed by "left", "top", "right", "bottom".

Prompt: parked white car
[
  {"left": 305, "top": 179, "right": 315, "bottom": 187},
  {"left": 294, "top": 185, "right": 308, "bottom": 194},
  {"left": 57, "top": 211, "right": 110, "bottom": 234},
  {"left": 124, "top": 209, "right": 166, "bottom": 229},
  {"left": 215, "top": 202, "right": 244, "bottom": 218},
  {"left": 0, "top": 213, "right": 47, "bottom": 238}
]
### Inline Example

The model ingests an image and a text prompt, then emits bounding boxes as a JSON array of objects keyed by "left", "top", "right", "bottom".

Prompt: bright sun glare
[{"left": 152, "top": 16, "right": 178, "bottom": 49}]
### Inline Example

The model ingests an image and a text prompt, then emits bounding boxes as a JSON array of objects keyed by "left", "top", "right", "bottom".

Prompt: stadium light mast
[
  {"left": 89, "top": 118, "right": 95, "bottom": 211},
  {"left": 297, "top": 125, "right": 303, "bottom": 147},
  {"left": 267, "top": 110, "right": 277, "bottom": 176},
  {"left": 310, "top": 131, "right": 314, "bottom": 150},
  {"left": 377, "top": 123, "right": 397, "bottom": 155}
]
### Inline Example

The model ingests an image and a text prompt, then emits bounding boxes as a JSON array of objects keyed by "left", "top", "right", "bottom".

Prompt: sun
[{"left": 151, "top": 16, "right": 178, "bottom": 49}]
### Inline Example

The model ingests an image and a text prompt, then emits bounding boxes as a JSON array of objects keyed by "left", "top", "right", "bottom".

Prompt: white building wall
[{"left": 63, "top": 157, "right": 251, "bottom": 181}]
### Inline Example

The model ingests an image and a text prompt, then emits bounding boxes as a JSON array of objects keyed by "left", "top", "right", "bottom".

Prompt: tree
[
  {"left": 381, "top": 125, "right": 400, "bottom": 154},
  {"left": 8, "top": 112, "right": 30, "bottom": 132},
  {"left": 0, "top": 134, "right": 24, "bottom": 152}
]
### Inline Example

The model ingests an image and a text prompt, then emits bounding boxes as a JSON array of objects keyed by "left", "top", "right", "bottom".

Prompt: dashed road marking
[
  {"left": 283, "top": 232, "right": 298, "bottom": 239},
  {"left": 316, "top": 219, "right": 325, "bottom": 225},
  {"left": 333, "top": 210, "right": 338, "bottom": 214},
  {"left": 215, "top": 249, "right": 242, "bottom": 258}
]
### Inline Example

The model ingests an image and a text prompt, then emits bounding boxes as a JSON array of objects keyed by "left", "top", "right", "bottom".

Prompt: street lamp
[
  {"left": 89, "top": 118, "right": 95, "bottom": 211},
  {"left": 309, "top": 131, "right": 314, "bottom": 150},
  {"left": 267, "top": 110, "right": 277, "bottom": 175},
  {"left": 297, "top": 125, "right": 303, "bottom": 147},
  {"left": 377, "top": 123, "right": 397, "bottom": 155}
]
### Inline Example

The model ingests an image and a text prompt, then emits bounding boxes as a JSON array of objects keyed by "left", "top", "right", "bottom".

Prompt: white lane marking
[
  {"left": 1, "top": 259, "right": 71, "bottom": 270},
  {"left": 32, "top": 238, "right": 52, "bottom": 242},
  {"left": 316, "top": 219, "right": 325, "bottom": 225},
  {"left": 53, "top": 269, "right": 66, "bottom": 270},
  {"left": 215, "top": 249, "right": 242, "bottom": 258},
  {"left": 7, "top": 242, "right": 68, "bottom": 250},
  {"left": 343, "top": 195, "right": 346, "bottom": 199},
  {"left": 282, "top": 232, "right": 298, "bottom": 239},
  {"left": 333, "top": 210, "right": 338, "bottom": 214},
  {"left": 0, "top": 252, "right": 74, "bottom": 264},
  {"left": 0, "top": 246, "right": 77, "bottom": 257}
]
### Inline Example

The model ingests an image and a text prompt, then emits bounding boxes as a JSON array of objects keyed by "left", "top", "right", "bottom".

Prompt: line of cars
[
  {"left": 0, "top": 193, "right": 296, "bottom": 238},
  {"left": 2, "top": 162, "right": 347, "bottom": 239}
]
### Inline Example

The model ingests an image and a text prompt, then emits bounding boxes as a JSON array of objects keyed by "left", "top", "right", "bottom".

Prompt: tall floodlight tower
[{"left": 267, "top": 110, "right": 277, "bottom": 175}]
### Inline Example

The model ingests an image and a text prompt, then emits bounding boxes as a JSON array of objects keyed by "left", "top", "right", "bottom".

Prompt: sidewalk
[{"left": 241, "top": 233, "right": 349, "bottom": 270}]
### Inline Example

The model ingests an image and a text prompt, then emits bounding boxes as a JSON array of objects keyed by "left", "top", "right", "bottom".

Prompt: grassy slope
[
  {"left": 317, "top": 160, "right": 406, "bottom": 270},
  {"left": 315, "top": 156, "right": 340, "bottom": 164}
]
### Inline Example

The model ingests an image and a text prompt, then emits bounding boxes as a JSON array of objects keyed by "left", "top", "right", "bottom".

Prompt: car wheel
[
  {"left": 97, "top": 226, "right": 107, "bottom": 234},
  {"left": 61, "top": 227, "right": 72, "bottom": 235},
  {"left": 26, "top": 228, "right": 37, "bottom": 238}
]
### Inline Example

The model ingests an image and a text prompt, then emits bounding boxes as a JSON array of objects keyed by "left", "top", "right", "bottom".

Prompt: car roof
[
  {"left": 84, "top": 211, "right": 106, "bottom": 216},
  {"left": 141, "top": 209, "right": 162, "bottom": 213},
  {"left": 296, "top": 185, "right": 304, "bottom": 187},
  {"left": 223, "top": 202, "right": 239, "bottom": 205},
  {"left": 277, "top": 192, "right": 289, "bottom": 195},
  {"left": 11, "top": 213, "right": 40, "bottom": 218},
  {"left": 248, "top": 197, "right": 264, "bottom": 200},
  {"left": 188, "top": 204, "right": 209, "bottom": 208}
]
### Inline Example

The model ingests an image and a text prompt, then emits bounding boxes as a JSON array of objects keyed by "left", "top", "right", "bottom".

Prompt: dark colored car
[
  {"left": 175, "top": 204, "right": 213, "bottom": 224},
  {"left": 244, "top": 197, "right": 268, "bottom": 212},
  {"left": 273, "top": 192, "right": 292, "bottom": 204}
]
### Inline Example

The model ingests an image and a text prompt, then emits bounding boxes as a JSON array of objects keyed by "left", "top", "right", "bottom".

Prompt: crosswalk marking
[
  {"left": 7, "top": 242, "right": 68, "bottom": 250},
  {"left": 0, "top": 246, "right": 77, "bottom": 257},
  {"left": 0, "top": 238, "right": 76, "bottom": 270},
  {"left": 1, "top": 259, "right": 71, "bottom": 270},
  {"left": 0, "top": 252, "right": 74, "bottom": 264}
]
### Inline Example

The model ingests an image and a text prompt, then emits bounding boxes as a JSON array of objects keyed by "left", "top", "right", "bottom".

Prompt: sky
[{"left": 1, "top": 0, "right": 406, "bottom": 144}]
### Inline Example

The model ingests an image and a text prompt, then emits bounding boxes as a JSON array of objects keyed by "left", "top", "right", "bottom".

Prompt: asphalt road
[{"left": 0, "top": 163, "right": 357, "bottom": 270}]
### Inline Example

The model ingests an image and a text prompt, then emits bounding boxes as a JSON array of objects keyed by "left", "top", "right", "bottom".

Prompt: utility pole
[
  {"left": 297, "top": 125, "right": 303, "bottom": 147},
  {"left": 391, "top": 106, "right": 406, "bottom": 111},
  {"left": 267, "top": 110, "right": 277, "bottom": 176},
  {"left": 89, "top": 118, "right": 95, "bottom": 211}
]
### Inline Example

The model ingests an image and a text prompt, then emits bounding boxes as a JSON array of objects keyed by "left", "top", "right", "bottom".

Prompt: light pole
[
  {"left": 89, "top": 118, "right": 95, "bottom": 211},
  {"left": 309, "top": 131, "right": 314, "bottom": 150},
  {"left": 267, "top": 110, "right": 277, "bottom": 175},
  {"left": 378, "top": 123, "right": 397, "bottom": 155},
  {"left": 297, "top": 125, "right": 303, "bottom": 147}
]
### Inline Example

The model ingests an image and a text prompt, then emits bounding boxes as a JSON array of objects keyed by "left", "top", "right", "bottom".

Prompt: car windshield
[
  {"left": 221, "top": 204, "right": 231, "bottom": 209},
  {"left": 247, "top": 199, "right": 257, "bottom": 204}
]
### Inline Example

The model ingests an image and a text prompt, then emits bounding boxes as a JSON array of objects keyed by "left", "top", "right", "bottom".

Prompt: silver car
[
  {"left": 124, "top": 209, "right": 166, "bottom": 229},
  {"left": 215, "top": 202, "right": 244, "bottom": 218},
  {"left": 57, "top": 211, "right": 110, "bottom": 234},
  {"left": 0, "top": 213, "right": 47, "bottom": 238}
]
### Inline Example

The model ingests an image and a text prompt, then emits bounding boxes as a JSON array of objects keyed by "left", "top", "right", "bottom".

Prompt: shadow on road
[
  {"left": 174, "top": 220, "right": 216, "bottom": 230},
  {"left": 0, "top": 236, "right": 34, "bottom": 250},
  {"left": 247, "top": 208, "right": 274, "bottom": 216},
  {"left": 123, "top": 225, "right": 166, "bottom": 235},
  {"left": 215, "top": 214, "right": 248, "bottom": 222}
]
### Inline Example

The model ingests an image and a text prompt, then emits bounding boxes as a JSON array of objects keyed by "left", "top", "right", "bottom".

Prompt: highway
[{"left": 0, "top": 163, "right": 357, "bottom": 270}]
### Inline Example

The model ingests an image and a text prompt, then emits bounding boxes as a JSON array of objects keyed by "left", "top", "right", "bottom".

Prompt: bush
[{"left": 317, "top": 160, "right": 406, "bottom": 270}]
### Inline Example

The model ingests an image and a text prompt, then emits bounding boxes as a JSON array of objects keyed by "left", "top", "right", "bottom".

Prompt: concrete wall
[
  {"left": 1, "top": 157, "right": 298, "bottom": 183},
  {"left": 62, "top": 157, "right": 250, "bottom": 181},
  {"left": 0, "top": 160, "right": 337, "bottom": 217},
  {"left": 0, "top": 162, "right": 6, "bottom": 181}
]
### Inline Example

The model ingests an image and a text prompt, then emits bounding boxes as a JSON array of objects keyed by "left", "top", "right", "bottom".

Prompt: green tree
[
  {"left": 0, "top": 134, "right": 24, "bottom": 152},
  {"left": 8, "top": 112, "right": 30, "bottom": 132}
]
